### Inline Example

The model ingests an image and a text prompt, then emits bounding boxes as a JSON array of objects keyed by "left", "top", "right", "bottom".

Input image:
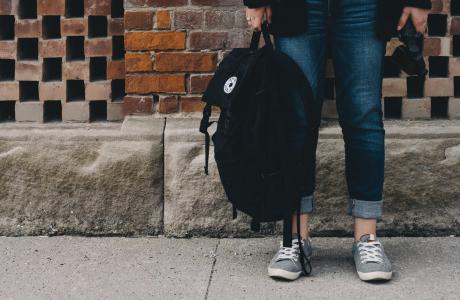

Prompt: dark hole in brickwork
[
  {"left": 454, "top": 77, "right": 460, "bottom": 97},
  {"left": 428, "top": 14, "right": 447, "bottom": 36},
  {"left": 0, "top": 101, "right": 15, "bottom": 122},
  {"left": 112, "top": 36, "right": 124, "bottom": 60},
  {"left": 383, "top": 56, "right": 401, "bottom": 78},
  {"left": 43, "top": 58, "right": 62, "bottom": 81},
  {"left": 18, "top": 0, "right": 37, "bottom": 19},
  {"left": 0, "top": 59, "right": 15, "bottom": 81},
  {"left": 452, "top": 0, "right": 460, "bottom": 16},
  {"left": 407, "top": 76, "right": 425, "bottom": 98},
  {"left": 44, "top": 101, "right": 62, "bottom": 122},
  {"left": 453, "top": 36, "right": 460, "bottom": 57},
  {"left": 384, "top": 97, "right": 402, "bottom": 119},
  {"left": 18, "top": 38, "right": 38, "bottom": 60},
  {"left": 111, "top": 79, "right": 125, "bottom": 101},
  {"left": 89, "top": 16, "right": 108, "bottom": 38},
  {"left": 0, "top": 16, "right": 15, "bottom": 40},
  {"left": 431, "top": 97, "right": 449, "bottom": 118},
  {"left": 65, "top": 0, "right": 84, "bottom": 18},
  {"left": 42, "top": 16, "right": 61, "bottom": 39},
  {"left": 66, "top": 36, "right": 85, "bottom": 61},
  {"left": 90, "top": 101, "right": 107, "bottom": 122},
  {"left": 429, "top": 56, "right": 449, "bottom": 77},
  {"left": 19, "top": 81, "right": 39, "bottom": 102},
  {"left": 66, "top": 80, "right": 85, "bottom": 101},
  {"left": 90, "top": 57, "right": 107, "bottom": 81},
  {"left": 111, "top": 0, "right": 124, "bottom": 18},
  {"left": 324, "top": 78, "right": 334, "bottom": 100}
]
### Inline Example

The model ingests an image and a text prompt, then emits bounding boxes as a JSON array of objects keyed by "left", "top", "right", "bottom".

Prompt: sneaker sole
[
  {"left": 357, "top": 271, "right": 392, "bottom": 281},
  {"left": 268, "top": 267, "right": 302, "bottom": 281}
]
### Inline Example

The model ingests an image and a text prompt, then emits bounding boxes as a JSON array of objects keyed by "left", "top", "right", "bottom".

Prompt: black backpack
[{"left": 199, "top": 24, "right": 315, "bottom": 275}]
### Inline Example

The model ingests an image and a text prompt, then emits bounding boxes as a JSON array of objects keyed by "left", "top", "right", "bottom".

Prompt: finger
[
  {"left": 266, "top": 7, "right": 273, "bottom": 24},
  {"left": 397, "top": 9, "right": 410, "bottom": 31}
]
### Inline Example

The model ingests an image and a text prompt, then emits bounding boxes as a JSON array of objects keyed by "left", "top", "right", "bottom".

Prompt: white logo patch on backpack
[{"left": 224, "top": 76, "right": 237, "bottom": 94}]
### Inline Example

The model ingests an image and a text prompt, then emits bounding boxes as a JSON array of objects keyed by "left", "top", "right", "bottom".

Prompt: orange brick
[
  {"left": 108, "top": 60, "right": 125, "bottom": 79},
  {"left": 158, "top": 95, "right": 179, "bottom": 114},
  {"left": 38, "top": 0, "right": 65, "bottom": 15},
  {"left": 61, "top": 18, "right": 87, "bottom": 36},
  {"left": 123, "top": 95, "right": 154, "bottom": 115},
  {"left": 156, "top": 10, "right": 171, "bottom": 29},
  {"left": 180, "top": 96, "right": 205, "bottom": 112},
  {"left": 154, "top": 52, "right": 217, "bottom": 72},
  {"left": 125, "top": 52, "right": 152, "bottom": 72},
  {"left": 125, "top": 32, "right": 186, "bottom": 51},
  {"left": 126, "top": 74, "right": 185, "bottom": 94},
  {"left": 125, "top": 11, "right": 154, "bottom": 30}
]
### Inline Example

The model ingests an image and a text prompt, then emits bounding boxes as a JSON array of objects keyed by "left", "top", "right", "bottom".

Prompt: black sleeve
[
  {"left": 243, "top": 0, "right": 272, "bottom": 8},
  {"left": 403, "top": 0, "right": 432, "bottom": 10}
]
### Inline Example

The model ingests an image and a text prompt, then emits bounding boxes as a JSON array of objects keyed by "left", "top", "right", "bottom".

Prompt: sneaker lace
[
  {"left": 276, "top": 240, "right": 300, "bottom": 262},
  {"left": 357, "top": 240, "right": 384, "bottom": 264}
]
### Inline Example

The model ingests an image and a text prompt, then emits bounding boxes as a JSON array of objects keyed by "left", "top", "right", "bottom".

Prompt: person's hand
[
  {"left": 246, "top": 6, "right": 272, "bottom": 32},
  {"left": 397, "top": 7, "right": 430, "bottom": 33}
]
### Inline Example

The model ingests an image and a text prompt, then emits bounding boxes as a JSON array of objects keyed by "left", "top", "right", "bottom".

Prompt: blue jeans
[{"left": 275, "top": 0, "right": 386, "bottom": 219}]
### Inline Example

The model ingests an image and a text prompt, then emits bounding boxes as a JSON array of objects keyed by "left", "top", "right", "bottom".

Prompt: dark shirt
[{"left": 243, "top": 0, "right": 432, "bottom": 40}]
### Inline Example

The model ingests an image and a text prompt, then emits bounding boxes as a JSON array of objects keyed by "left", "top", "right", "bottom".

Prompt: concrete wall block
[
  {"left": 15, "top": 102, "right": 44, "bottom": 122},
  {"left": 62, "top": 102, "right": 90, "bottom": 122},
  {"left": 402, "top": 98, "right": 431, "bottom": 120}
]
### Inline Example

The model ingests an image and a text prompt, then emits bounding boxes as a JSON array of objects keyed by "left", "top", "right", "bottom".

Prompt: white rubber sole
[
  {"left": 357, "top": 271, "right": 393, "bottom": 281},
  {"left": 268, "top": 268, "right": 302, "bottom": 281}
]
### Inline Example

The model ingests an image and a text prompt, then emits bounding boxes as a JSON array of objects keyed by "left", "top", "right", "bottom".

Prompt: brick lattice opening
[
  {"left": 428, "top": 14, "right": 447, "bottom": 36},
  {"left": 90, "top": 101, "right": 107, "bottom": 122},
  {"left": 18, "top": 0, "right": 37, "bottom": 19},
  {"left": 384, "top": 97, "right": 402, "bottom": 119},
  {"left": 17, "top": 38, "right": 38, "bottom": 60},
  {"left": 19, "top": 81, "right": 39, "bottom": 102},
  {"left": 43, "top": 58, "right": 62, "bottom": 81},
  {"left": 89, "top": 16, "right": 108, "bottom": 38},
  {"left": 452, "top": 1, "right": 460, "bottom": 16},
  {"left": 0, "top": 101, "right": 16, "bottom": 122},
  {"left": 112, "top": 0, "right": 125, "bottom": 18},
  {"left": 90, "top": 57, "right": 107, "bottom": 81},
  {"left": 65, "top": 0, "right": 84, "bottom": 18},
  {"left": 44, "top": 101, "right": 62, "bottom": 122},
  {"left": 66, "top": 36, "right": 85, "bottom": 61},
  {"left": 454, "top": 76, "right": 460, "bottom": 98},
  {"left": 407, "top": 76, "right": 425, "bottom": 98},
  {"left": 111, "top": 79, "right": 125, "bottom": 101},
  {"left": 429, "top": 57, "right": 449, "bottom": 77},
  {"left": 383, "top": 57, "right": 401, "bottom": 78},
  {"left": 43, "top": 16, "right": 61, "bottom": 39},
  {"left": 0, "top": 59, "right": 15, "bottom": 81},
  {"left": 0, "top": 16, "right": 15, "bottom": 40},
  {"left": 112, "top": 36, "right": 125, "bottom": 60},
  {"left": 453, "top": 36, "right": 460, "bottom": 57},
  {"left": 66, "top": 80, "right": 85, "bottom": 101},
  {"left": 431, "top": 97, "right": 449, "bottom": 118}
]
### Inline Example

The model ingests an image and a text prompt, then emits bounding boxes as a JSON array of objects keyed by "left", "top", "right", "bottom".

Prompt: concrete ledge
[
  {"left": 164, "top": 118, "right": 460, "bottom": 237},
  {"left": 0, "top": 116, "right": 165, "bottom": 236}
]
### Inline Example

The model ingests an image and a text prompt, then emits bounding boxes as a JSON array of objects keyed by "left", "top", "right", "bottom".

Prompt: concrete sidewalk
[{"left": 0, "top": 237, "right": 458, "bottom": 300}]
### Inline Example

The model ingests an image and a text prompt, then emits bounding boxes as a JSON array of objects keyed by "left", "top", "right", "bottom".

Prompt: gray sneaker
[
  {"left": 352, "top": 234, "right": 393, "bottom": 281},
  {"left": 268, "top": 238, "right": 312, "bottom": 280}
]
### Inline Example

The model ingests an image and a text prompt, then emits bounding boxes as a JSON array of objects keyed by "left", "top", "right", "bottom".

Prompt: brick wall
[{"left": 1, "top": 0, "right": 460, "bottom": 122}]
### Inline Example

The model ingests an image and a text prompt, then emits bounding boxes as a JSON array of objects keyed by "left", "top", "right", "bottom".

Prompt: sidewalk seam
[{"left": 204, "top": 239, "right": 220, "bottom": 300}]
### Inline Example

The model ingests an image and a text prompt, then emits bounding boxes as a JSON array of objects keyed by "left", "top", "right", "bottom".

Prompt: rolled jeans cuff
[
  {"left": 348, "top": 198, "right": 383, "bottom": 220},
  {"left": 299, "top": 195, "right": 314, "bottom": 214}
]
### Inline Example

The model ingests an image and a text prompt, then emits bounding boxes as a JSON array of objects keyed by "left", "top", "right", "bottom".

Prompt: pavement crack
[{"left": 204, "top": 239, "right": 220, "bottom": 300}]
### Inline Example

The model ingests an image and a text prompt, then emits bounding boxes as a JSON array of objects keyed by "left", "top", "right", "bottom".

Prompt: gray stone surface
[
  {"left": 0, "top": 236, "right": 217, "bottom": 300},
  {"left": 0, "top": 117, "right": 165, "bottom": 236},
  {"left": 0, "top": 237, "right": 458, "bottom": 300},
  {"left": 164, "top": 118, "right": 460, "bottom": 237}
]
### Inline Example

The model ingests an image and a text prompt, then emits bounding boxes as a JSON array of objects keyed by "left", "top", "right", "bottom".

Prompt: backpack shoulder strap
[{"left": 199, "top": 103, "right": 216, "bottom": 175}]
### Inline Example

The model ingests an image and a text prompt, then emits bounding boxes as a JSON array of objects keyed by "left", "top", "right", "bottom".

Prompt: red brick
[
  {"left": 15, "top": 20, "right": 42, "bottom": 38},
  {"left": 39, "top": 39, "right": 66, "bottom": 57},
  {"left": 38, "top": 0, "right": 65, "bottom": 15},
  {"left": 0, "top": 41, "right": 16, "bottom": 59},
  {"left": 190, "top": 0, "right": 241, "bottom": 6},
  {"left": 190, "top": 74, "right": 213, "bottom": 93},
  {"left": 108, "top": 60, "right": 125, "bottom": 79},
  {"left": 180, "top": 96, "right": 205, "bottom": 112},
  {"left": 85, "top": 38, "right": 112, "bottom": 57},
  {"left": 63, "top": 61, "right": 89, "bottom": 80},
  {"left": 61, "top": 19, "right": 87, "bottom": 36},
  {"left": 0, "top": 82, "right": 19, "bottom": 100},
  {"left": 155, "top": 10, "right": 171, "bottom": 29},
  {"left": 145, "top": 0, "right": 188, "bottom": 7},
  {"left": 154, "top": 52, "right": 217, "bottom": 72},
  {"left": 39, "top": 82, "right": 65, "bottom": 101},
  {"left": 125, "top": 11, "right": 154, "bottom": 30},
  {"left": 126, "top": 74, "right": 185, "bottom": 93},
  {"left": 84, "top": 0, "right": 110, "bottom": 15},
  {"left": 125, "top": 31, "right": 186, "bottom": 50},
  {"left": 109, "top": 18, "right": 124, "bottom": 36},
  {"left": 424, "top": 37, "right": 441, "bottom": 56},
  {"left": 205, "top": 10, "right": 235, "bottom": 29},
  {"left": 189, "top": 32, "right": 228, "bottom": 50},
  {"left": 122, "top": 95, "right": 154, "bottom": 115},
  {"left": 0, "top": 0, "right": 12, "bottom": 14},
  {"left": 451, "top": 17, "right": 460, "bottom": 35},
  {"left": 174, "top": 10, "right": 203, "bottom": 29},
  {"left": 158, "top": 95, "right": 179, "bottom": 114},
  {"left": 125, "top": 52, "right": 152, "bottom": 72},
  {"left": 15, "top": 62, "right": 41, "bottom": 81}
]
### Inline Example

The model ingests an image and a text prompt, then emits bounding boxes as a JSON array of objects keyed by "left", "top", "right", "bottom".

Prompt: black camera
[{"left": 391, "top": 20, "right": 427, "bottom": 77}]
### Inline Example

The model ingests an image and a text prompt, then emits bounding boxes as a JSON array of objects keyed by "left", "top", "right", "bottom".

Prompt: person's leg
[
  {"left": 275, "top": 0, "right": 328, "bottom": 241},
  {"left": 331, "top": 0, "right": 392, "bottom": 281}
]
